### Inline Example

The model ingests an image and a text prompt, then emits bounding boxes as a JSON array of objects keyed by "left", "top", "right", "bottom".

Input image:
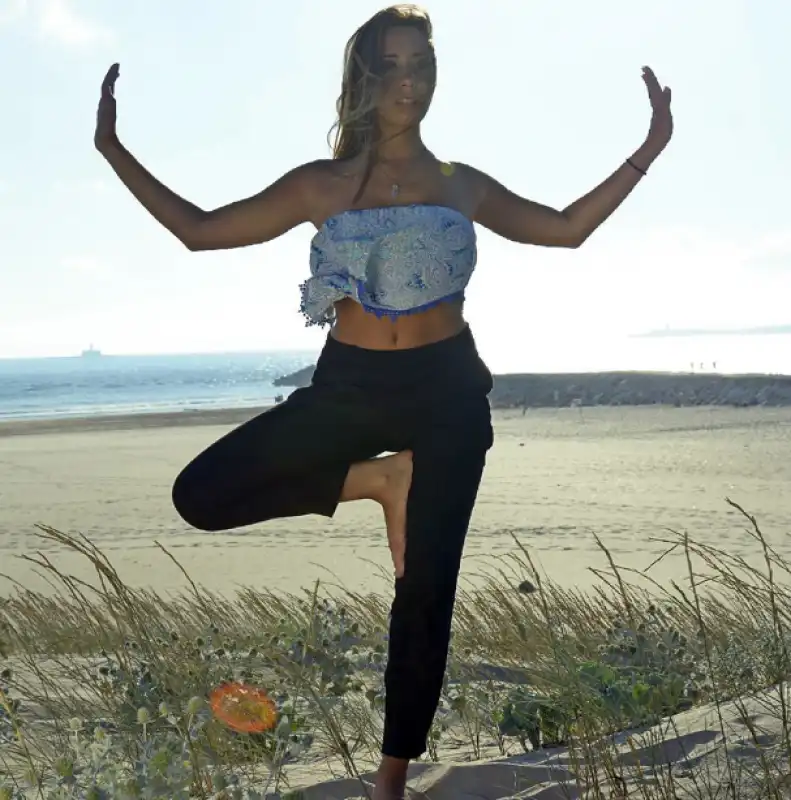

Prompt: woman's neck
[{"left": 374, "top": 126, "right": 427, "bottom": 162}]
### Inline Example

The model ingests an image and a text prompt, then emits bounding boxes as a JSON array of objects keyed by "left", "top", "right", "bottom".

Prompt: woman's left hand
[{"left": 641, "top": 66, "right": 673, "bottom": 154}]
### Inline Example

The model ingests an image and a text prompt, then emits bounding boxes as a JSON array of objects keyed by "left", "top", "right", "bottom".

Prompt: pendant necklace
[
  {"left": 382, "top": 162, "right": 402, "bottom": 198},
  {"left": 389, "top": 159, "right": 454, "bottom": 198}
]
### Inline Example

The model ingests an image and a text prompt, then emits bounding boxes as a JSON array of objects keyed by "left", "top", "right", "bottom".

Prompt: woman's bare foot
[{"left": 340, "top": 451, "right": 413, "bottom": 578}]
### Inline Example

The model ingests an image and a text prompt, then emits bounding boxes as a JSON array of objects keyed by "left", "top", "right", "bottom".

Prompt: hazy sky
[{"left": 1, "top": 0, "right": 788, "bottom": 360}]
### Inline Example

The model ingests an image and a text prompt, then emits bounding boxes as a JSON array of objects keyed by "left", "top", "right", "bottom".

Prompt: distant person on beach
[{"left": 94, "top": 6, "right": 672, "bottom": 797}]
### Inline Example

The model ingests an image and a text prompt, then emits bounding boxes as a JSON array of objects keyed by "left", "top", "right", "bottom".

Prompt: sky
[{"left": 1, "top": 0, "right": 789, "bottom": 361}]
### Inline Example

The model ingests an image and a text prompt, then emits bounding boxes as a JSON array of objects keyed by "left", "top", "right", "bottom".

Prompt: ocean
[
  {"left": 1, "top": 333, "right": 790, "bottom": 422},
  {"left": 0, "top": 351, "right": 316, "bottom": 422}
]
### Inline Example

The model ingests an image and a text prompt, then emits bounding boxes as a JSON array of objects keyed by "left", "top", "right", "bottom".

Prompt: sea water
[
  {"left": 1, "top": 333, "right": 789, "bottom": 422},
  {"left": 0, "top": 351, "right": 315, "bottom": 421}
]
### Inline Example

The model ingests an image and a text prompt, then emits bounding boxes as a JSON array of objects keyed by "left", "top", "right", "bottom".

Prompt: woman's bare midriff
[{"left": 330, "top": 297, "right": 467, "bottom": 350}]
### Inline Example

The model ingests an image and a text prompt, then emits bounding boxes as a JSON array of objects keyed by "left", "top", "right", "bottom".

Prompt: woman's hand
[
  {"left": 641, "top": 66, "right": 673, "bottom": 156},
  {"left": 95, "top": 62, "right": 121, "bottom": 153},
  {"left": 90, "top": 60, "right": 312, "bottom": 250}
]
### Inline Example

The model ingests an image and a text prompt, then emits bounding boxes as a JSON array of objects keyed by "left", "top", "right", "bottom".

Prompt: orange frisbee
[{"left": 209, "top": 682, "right": 278, "bottom": 734}]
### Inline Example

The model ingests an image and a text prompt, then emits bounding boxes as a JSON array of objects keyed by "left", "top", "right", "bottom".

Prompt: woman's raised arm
[{"left": 95, "top": 63, "right": 313, "bottom": 252}]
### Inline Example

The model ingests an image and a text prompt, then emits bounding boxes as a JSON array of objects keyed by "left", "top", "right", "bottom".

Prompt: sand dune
[{"left": 292, "top": 690, "right": 784, "bottom": 798}]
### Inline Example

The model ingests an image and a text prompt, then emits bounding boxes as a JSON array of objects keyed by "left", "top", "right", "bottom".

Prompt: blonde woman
[{"left": 94, "top": 6, "right": 672, "bottom": 797}]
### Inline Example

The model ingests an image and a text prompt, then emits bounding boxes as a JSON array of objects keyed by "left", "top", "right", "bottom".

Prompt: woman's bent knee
[{"left": 171, "top": 465, "right": 225, "bottom": 532}]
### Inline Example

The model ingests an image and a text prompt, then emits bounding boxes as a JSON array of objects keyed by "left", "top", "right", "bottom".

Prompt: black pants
[{"left": 171, "top": 326, "right": 494, "bottom": 759}]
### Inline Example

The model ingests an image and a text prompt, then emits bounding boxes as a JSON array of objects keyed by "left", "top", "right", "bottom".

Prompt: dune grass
[{"left": 0, "top": 498, "right": 790, "bottom": 799}]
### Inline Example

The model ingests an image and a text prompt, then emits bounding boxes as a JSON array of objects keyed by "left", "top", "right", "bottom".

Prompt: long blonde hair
[{"left": 328, "top": 5, "right": 434, "bottom": 199}]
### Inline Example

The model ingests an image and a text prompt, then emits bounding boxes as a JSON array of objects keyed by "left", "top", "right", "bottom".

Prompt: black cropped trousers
[{"left": 171, "top": 326, "right": 494, "bottom": 760}]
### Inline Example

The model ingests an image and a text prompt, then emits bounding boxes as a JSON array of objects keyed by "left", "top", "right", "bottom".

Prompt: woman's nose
[{"left": 398, "top": 64, "right": 418, "bottom": 84}]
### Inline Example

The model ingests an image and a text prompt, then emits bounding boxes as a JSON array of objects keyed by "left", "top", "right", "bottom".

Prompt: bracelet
[{"left": 626, "top": 158, "right": 647, "bottom": 176}]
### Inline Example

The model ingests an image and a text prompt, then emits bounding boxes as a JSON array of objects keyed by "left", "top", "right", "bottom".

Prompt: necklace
[
  {"left": 379, "top": 156, "right": 421, "bottom": 199},
  {"left": 379, "top": 153, "right": 451, "bottom": 199}
]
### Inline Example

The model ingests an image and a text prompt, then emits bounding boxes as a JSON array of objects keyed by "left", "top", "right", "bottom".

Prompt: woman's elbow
[
  {"left": 182, "top": 236, "right": 205, "bottom": 252},
  {"left": 179, "top": 217, "right": 214, "bottom": 251}
]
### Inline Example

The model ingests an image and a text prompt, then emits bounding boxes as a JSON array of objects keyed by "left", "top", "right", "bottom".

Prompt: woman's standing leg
[{"left": 376, "top": 394, "right": 493, "bottom": 796}]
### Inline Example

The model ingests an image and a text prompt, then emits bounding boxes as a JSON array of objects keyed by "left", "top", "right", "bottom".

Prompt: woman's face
[{"left": 374, "top": 26, "right": 436, "bottom": 128}]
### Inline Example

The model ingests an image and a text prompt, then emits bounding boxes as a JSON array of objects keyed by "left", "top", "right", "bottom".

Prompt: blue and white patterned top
[{"left": 299, "top": 204, "right": 477, "bottom": 327}]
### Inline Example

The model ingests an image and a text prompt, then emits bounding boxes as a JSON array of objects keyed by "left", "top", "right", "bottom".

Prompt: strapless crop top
[{"left": 299, "top": 204, "right": 477, "bottom": 326}]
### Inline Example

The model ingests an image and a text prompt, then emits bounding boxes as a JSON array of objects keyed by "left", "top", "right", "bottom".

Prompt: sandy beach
[
  {"left": 2, "top": 405, "right": 791, "bottom": 798},
  {"left": 2, "top": 404, "right": 789, "bottom": 598}
]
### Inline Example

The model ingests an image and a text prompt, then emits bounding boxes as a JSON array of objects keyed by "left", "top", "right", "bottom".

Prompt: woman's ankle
[
  {"left": 374, "top": 755, "right": 409, "bottom": 799},
  {"left": 340, "top": 457, "right": 388, "bottom": 503},
  {"left": 339, "top": 451, "right": 412, "bottom": 505}
]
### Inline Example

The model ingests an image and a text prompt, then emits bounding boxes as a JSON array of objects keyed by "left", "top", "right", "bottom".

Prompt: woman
[{"left": 94, "top": 5, "right": 672, "bottom": 798}]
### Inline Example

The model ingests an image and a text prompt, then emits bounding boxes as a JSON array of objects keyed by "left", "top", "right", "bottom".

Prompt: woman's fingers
[{"left": 101, "top": 62, "right": 120, "bottom": 97}]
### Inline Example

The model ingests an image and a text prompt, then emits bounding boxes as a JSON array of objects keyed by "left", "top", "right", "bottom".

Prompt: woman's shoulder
[
  {"left": 295, "top": 157, "right": 364, "bottom": 225},
  {"left": 436, "top": 161, "right": 490, "bottom": 217},
  {"left": 449, "top": 161, "right": 489, "bottom": 194},
  {"left": 300, "top": 156, "right": 363, "bottom": 181}
]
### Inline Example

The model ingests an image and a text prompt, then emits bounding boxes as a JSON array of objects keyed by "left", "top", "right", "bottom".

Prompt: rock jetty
[{"left": 274, "top": 366, "right": 791, "bottom": 408}]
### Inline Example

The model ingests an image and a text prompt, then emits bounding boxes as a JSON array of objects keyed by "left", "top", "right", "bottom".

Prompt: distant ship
[{"left": 80, "top": 344, "right": 102, "bottom": 358}]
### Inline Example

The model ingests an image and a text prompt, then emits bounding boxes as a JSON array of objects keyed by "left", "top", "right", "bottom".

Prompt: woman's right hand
[
  {"left": 95, "top": 63, "right": 121, "bottom": 153},
  {"left": 89, "top": 60, "right": 313, "bottom": 250}
]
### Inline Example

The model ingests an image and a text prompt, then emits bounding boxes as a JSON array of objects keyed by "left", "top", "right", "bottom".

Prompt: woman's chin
[{"left": 384, "top": 104, "right": 426, "bottom": 127}]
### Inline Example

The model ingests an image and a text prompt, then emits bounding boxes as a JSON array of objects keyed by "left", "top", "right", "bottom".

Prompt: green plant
[{"left": 1, "top": 500, "right": 791, "bottom": 798}]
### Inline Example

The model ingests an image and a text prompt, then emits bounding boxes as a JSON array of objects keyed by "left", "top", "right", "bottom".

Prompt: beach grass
[{"left": 1, "top": 499, "right": 790, "bottom": 799}]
